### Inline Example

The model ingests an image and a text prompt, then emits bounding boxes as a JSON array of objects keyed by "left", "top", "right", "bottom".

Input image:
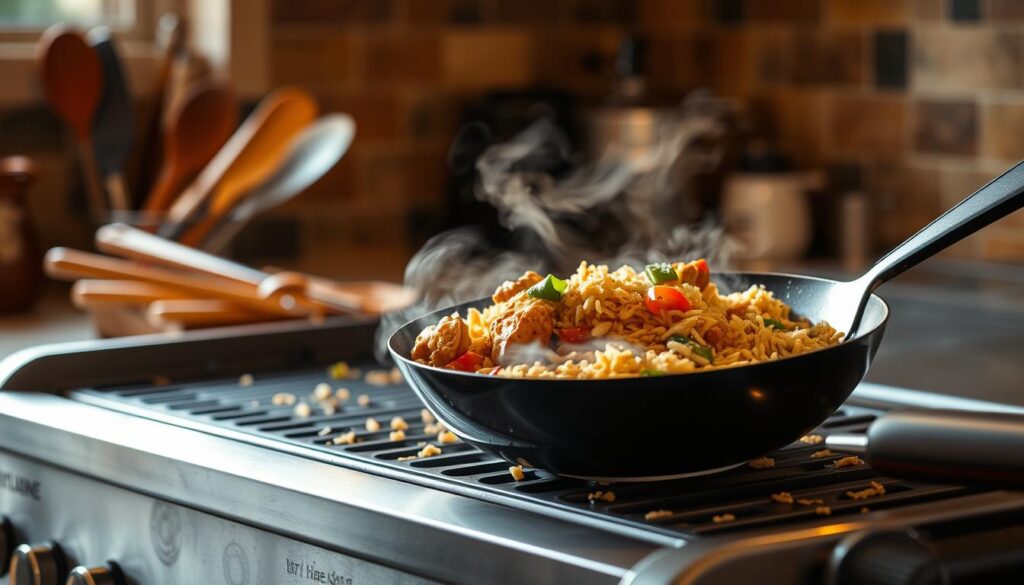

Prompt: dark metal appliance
[{"left": 0, "top": 318, "right": 1022, "bottom": 584}]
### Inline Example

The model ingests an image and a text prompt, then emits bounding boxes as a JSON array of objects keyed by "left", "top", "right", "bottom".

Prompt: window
[{"left": 0, "top": 0, "right": 135, "bottom": 30}]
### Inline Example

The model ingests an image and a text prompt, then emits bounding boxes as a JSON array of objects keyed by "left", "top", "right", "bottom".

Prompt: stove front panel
[{"left": 0, "top": 451, "right": 438, "bottom": 585}]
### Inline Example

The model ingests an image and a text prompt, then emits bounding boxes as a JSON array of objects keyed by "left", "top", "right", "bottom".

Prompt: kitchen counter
[{"left": 0, "top": 286, "right": 94, "bottom": 359}]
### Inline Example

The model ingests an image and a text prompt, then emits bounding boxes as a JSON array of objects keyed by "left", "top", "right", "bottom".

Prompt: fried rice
[{"left": 410, "top": 260, "right": 844, "bottom": 379}]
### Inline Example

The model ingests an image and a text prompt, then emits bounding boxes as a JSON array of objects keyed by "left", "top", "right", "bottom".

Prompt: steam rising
[{"left": 377, "top": 92, "right": 736, "bottom": 361}]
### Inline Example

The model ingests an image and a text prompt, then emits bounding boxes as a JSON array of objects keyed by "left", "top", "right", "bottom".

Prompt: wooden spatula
[
  {"left": 161, "top": 87, "right": 318, "bottom": 238},
  {"left": 143, "top": 82, "right": 237, "bottom": 213},
  {"left": 88, "top": 26, "right": 135, "bottom": 211},
  {"left": 132, "top": 13, "right": 186, "bottom": 206},
  {"left": 37, "top": 24, "right": 105, "bottom": 214},
  {"left": 147, "top": 299, "right": 280, "bottom": 329}
]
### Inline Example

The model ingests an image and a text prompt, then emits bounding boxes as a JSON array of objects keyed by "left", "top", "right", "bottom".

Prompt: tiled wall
[
  {"left": 6, "top": 0, "right": 1023, "bottom": 274},
  {"left": 268, "top": 0, "right": 1024, "bottom": 266}
]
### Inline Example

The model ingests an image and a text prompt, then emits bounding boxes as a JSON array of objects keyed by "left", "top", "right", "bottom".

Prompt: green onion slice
[
  {"left": 669, "top": 335, "right": 714, "bottom": 363},
  {"left": 763, "top": 318, "right": 789, "bottom": 331}
]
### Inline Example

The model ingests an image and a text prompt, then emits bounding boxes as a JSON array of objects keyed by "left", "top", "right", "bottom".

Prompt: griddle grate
[{"left": 73, "top": 364, "right": 968, "bottom": 541}]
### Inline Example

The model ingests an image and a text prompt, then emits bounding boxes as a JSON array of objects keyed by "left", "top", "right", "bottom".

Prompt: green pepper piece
[
  {"left": 644, "top": 262, "right": 679, "bottom": 285},
  {"left": 640, "top": 369, "right": 667, "bottom": 377},
  {"left": 669, "top": 335, "right": 714, "bottom": 363},
  {"left": 527, "top": 274, "right": 568, "bottom": 301},
  {"left": 763, "top": 318, "right": 789, "bottom": 331}
]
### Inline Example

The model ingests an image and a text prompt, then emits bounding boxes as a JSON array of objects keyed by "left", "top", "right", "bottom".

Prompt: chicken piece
[
  {"left": 489, "top": 300, "right": 555, "bottom": 364},
  {"left": 492, "top": 271, "right": 544, "bottom": 303},
  {"left": 411, "top": 314, "right": 472, "bottom": 367},
  {"left": 678, "top": 259, "right": 711, "bottom": 290}
]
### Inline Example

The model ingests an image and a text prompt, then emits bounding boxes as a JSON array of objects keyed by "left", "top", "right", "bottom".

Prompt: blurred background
[{"left": 2, "top": 0, "right": 1024, "bottom": 399}]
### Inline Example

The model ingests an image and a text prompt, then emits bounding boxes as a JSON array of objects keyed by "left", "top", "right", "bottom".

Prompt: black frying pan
[{"left": 390, "top": 160, "right": 1024, "bottom": 480}]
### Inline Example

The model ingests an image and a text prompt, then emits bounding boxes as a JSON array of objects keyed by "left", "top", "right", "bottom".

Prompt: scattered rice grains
[
  {"left": 365, "top": 370, "right": 391, "bottom": 386},
  {"left": 748, "top": 456, "right": 775, "bottom": 469},
  {"left": 833, "top": 455, "right": 865, "bottom": 468},
  {"left": 418, "top": 444, "right": 442, "bottom": 458},
  {"left": 712, "top": 513, "right": 736, "bottom": 524},
  {"left": 796, "top": 498, "right": 824, "bottom": 506},
  {"left": 317, "top": 426, "right": 332, "bottom": 436},
  {"left": 357, "top": 394, "right": 371, "bottom": 407},
  {"left": 587, "top": 491, "right": 616, "bottom": 503},
  {"left": 238, "top": 373, "right": 254, "bottom": 387},
  {"left": 389, "top": 430, "right": 406, "bottom": 441},
  {"left": 799, "top": 434, "right": 824, "bottom": 445},
  {"left": 421, "top": 408, "right": 436, "bottom": 424},
  {"left": 509, "top": 465, "right": 525, "bottom": 481},
  {"left": 846, "top": 481, "right": 886, "bottom": 500},
  {"left": 810, "top": 449, "right": 834, "bottom": 459},
  {"left": 313, "top": 382, "right": 332, "bottom": 401},
  {"left": 271, "top": 392, "right": 296, "bottom": 406},
  {"left": 293, "top": 402, "right": 312, "bottom": 418},
  {"left": 815, "top": 506, "right": 832, "bottom": 516},
  {"left": 390, "top": 416, "right": 409, "bottom": 431},
  {"left": 365, "top": 417, "right": 381, "bottom": 432},
  {"left": 644, "top": 510, "right": 673, "bottom": 521},
  {"left": 771, "top": 492, "right": 794, "bottom": 504},
  {"left": 437, "top": 430, "right": 459, "bottom": 444},
  {"left": 336, "top": 387, "right": 351, "bottom": 402},
  {"left": 332, "top": 431, "right": 358, "bottom": 445}
]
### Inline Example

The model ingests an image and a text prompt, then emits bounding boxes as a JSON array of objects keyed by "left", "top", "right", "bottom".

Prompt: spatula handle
[{"left": 862, "top": 160, "right": 1024, "bottom": 290}]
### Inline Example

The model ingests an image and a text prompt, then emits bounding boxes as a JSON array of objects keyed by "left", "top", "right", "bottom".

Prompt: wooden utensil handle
[
  {"left": 147, "top": 298, "right": 283, "bottom": 329},
  {"left": 96, "top": 223, "right": 267, "bottom": 285},
  {"left": 76, "top": 141, "right": 107, "bottom": 215},
  {"left": 71, "top": 279, "right": 192, "bottom": 309},
  {"left": 45, "top": 247, "right": 323, "bottom": 317},
  {"left": 104, "top": 173, "right": 131, "bottom": 211}
]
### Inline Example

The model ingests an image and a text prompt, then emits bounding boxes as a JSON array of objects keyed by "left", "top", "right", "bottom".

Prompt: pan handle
[{"left": 827, "top": 408, "right": 1024, "bottom": 489}]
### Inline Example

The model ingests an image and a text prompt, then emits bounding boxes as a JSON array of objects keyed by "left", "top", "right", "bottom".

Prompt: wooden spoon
[
  {"left": 161, "top": 87, "right": 318, "bottom": 238},
  {"left": 37, "top": 24, "right": 105, "bottom": 214},
  {"left": 190, "top": 113, "right": 355, "bottom": 249},
  {"left": 143, "top": 82, "right": 237, "bottom": 213},
  {"left": 132, "top": 13, "right": 186, "bottom": 205},
  {"left": 88, "top": 26, "right": 135, "bottom": 211}
]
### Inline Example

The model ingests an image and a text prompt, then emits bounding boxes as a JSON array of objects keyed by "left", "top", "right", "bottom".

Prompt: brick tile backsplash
[
  {"left": 915, "top": 100, "right": 978, "bottom": 156},
  {"left": 913, "top": 29, "right": 1023, "bottom": 92},
  {"left": 829, "top": 96, "right": 909, "bottom": 156},
  {"left": 262, "top": 0, "right": 1024, "bottom": 263},
  {"left": 828, "top": 0, "right": 909, "bottom": 25},
  {"left": 441, "top": 31, "right": 534, "bottom": 89},
  {"left": 981, "top": 102, "right": 1024, "bottom": 160}
]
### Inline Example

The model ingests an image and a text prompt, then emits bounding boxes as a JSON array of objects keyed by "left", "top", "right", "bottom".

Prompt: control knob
[{"left": 9, "top": 542, "right": 66, "bottom": 585}]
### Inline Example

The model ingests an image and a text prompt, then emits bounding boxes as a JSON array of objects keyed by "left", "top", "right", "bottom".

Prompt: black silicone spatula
[{"left": 88, "top": 26, "right": 135, "bottom": 211}]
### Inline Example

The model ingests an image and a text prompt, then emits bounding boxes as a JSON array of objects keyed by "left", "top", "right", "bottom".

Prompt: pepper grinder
[{"left": 0, "top": 156, "right": 41, "bottom": 313}]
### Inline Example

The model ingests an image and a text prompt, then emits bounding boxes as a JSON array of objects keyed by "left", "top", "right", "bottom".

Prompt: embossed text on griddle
[{"left": 285, "top": 557, "right": 353, "bottom": 585}]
